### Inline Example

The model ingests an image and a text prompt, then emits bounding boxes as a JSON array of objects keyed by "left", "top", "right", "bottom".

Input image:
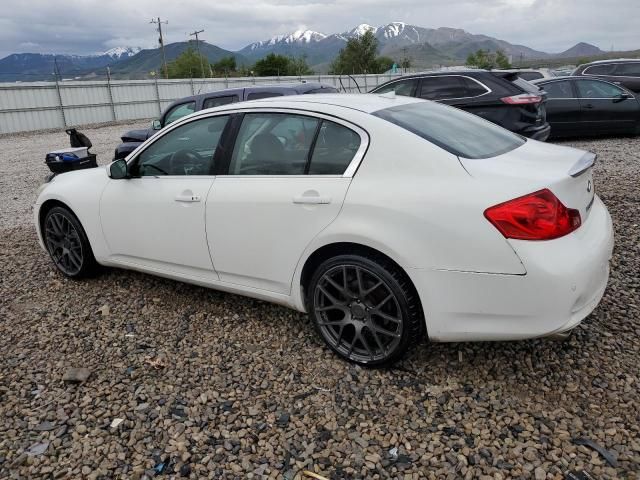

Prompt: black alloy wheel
[
  {"left": 309, "top": 254, "right": 424, "bottom": 366},
  {"left": 43, "top": 206, "right": 97, "bottom": 278}
]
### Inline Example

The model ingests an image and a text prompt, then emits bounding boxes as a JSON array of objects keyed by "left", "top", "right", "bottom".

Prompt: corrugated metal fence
[{"left": 0, "top": 74, "right": 401, "bottom": 134}]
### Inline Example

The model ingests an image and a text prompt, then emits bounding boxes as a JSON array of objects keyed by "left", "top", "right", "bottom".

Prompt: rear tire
[
  {"left": 42, "top": 206, "right": 98, "bottom": 278},
  {"left": 307, "top": 253, "right": 424, "bottom": 366}
]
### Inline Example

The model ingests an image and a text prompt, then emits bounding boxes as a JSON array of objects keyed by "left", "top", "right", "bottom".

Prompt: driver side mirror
[
  {"left": 152, "top": 119, "right": 162, "bottom": 130},
  {"left": 109, "top": 159, "right": 129, "bottom": 179}
]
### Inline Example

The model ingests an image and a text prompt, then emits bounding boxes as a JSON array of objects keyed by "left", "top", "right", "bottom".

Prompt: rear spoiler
[{"left": 568, "top": 152, "right": 597, "bottom": 177}]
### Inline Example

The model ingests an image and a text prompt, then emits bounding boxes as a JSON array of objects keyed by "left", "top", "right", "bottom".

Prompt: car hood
[{"left": 121, "top": 128, "right": 153, "bottom": 143}]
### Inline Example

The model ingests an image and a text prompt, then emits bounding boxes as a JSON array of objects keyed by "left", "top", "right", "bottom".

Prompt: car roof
[
  {"left": 169, "top": 82, "right": 334, "bottom": 105},
  {"left": 198, "top": 93, "right": 424, "bottom": 115}
]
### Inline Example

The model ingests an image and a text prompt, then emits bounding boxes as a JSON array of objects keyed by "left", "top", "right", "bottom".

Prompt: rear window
[
  {"left": 518, "top": 71, "right": 544, "bottom": 81},
  {"left": 510, "top": 77, "right": 542, "bottom": 94},
  {"left": 372, "top": 102, "right": 525, "bottom": 159}
]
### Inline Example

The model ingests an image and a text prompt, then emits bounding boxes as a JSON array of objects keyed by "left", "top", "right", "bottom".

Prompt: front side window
[
  {"left": 373, "top": 102, "right": 525, "bottom": 159},
  {"left": 614, "top": 63, "right": 640, "bottom": 77},
  {"left": 576, "top": 80, "right": 624, "bottom": 99},
  {"left": 583, "top": 64, "right": 615, "bottom": 76},
  {"left": 229, "top": 113, "right": 319, "bottom": 175},
  {"left": 163, "top": 101, "right": 196, "bottom": 126},
  {"left": 246, "top": 92, "right": 284, "bottom": 101},
  {"left": 374, "top": 79, "right": 418, "bottom": 97},
  {"left": 135, "top": 115, "right": 229, "bottom": 176},
  {"left": 542, "top": 81, "right": 574, "bottom": 99},
  {"left": 203, "top": 95, "right": 237, "bottom": 109},
  {"left": 418, "top": 76, "right": 467, "bottom": 100}
]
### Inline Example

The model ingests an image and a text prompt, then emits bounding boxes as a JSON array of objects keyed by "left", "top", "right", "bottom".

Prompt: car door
[
  {"left": 575, "top": 79, "right": 638, "bottom": 134},
  {"left": 539, "top": 80, "right": 581, "bottom": 136},
  {"left": 100, "top": 114, "right": 230, "bottom": 281},
  {"left": 206, "top": 110, "right": 367, "bottom": 294}
]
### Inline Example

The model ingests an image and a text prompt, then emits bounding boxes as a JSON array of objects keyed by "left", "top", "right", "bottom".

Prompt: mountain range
[{"left": 0, "top": 22, "right": 610, "bottom": 81}]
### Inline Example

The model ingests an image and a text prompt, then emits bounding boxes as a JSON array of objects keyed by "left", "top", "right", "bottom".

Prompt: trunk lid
[{"left": 461, "top": 140, "right": 596, "bottom": 223}]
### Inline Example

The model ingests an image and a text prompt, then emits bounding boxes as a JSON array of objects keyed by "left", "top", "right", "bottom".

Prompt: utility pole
[
  {"left": 151, "top": 17, "right": 168, "bottom": 79},
  {"left": 189, "top": 29, "right": 205, "bottom": 78}
]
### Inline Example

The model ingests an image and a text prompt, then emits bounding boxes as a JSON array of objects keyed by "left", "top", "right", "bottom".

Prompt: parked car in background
[
  {"left": 370, "top": 70, "right": 550, "bottom": 140},
  {"left": 572, "top": 59, "right": 640, "bottom": 93},
  {"left": 115, "top": 82, "right": 339, "bottom": 159},
  {"left": 35, "top": 94, "right": 613, "bottom": 365},
  {"left": 494, "top": 68, "right": 556, "bottom": 81},
  {"left": 532, "top": 76, "right": 640, "bottom": 138}
]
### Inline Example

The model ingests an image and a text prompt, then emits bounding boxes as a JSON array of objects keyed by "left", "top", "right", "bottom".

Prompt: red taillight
[
  {"left": 484, "top": 189, "right": 581, "bottom": 241},
  {"left": 501, "top": 93, "right": 542, "bottom": 105}
]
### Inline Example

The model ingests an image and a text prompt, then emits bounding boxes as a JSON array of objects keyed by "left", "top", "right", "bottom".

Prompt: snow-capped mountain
[
  {"left": 102, "top": 46, "right": 141, "bottom": 59},
  {"left": 247, "top": 30, "right": 326, "bottom": 50}
]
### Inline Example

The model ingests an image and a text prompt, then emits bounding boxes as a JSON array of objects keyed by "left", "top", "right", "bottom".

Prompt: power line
[
  {"left": 150, "top": 17, "right": 169, "bottom": 79},
  {"left": 189, "top": 29, "right": 205, "bottom": 78}
]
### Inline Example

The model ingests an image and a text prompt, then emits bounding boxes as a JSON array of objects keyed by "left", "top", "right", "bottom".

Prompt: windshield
[{"left": 373, "top": 101, "right": 525, "bottom": 159}]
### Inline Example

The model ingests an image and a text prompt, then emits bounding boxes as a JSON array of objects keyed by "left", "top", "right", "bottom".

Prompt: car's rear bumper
[
  {"left": 520, "top": 123, "right": 551, "bottom": 141},
  {"left": 409, "top": 195, "right": 613, "bottom": 342}
]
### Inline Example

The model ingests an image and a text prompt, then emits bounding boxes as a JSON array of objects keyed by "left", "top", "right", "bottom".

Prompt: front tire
[
  {"left": 307, "top": 254, "right": 424, "bottom": 366},
  {"left": 42, "top": 206, "right": 98, "bottom": 278}
]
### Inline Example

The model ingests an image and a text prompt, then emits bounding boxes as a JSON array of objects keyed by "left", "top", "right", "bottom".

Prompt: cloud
[{"left": 0, "top": 0, "right": 638, "bottom": 57}]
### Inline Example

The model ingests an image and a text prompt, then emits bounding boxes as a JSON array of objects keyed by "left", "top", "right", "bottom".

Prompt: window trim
[{"left": 126, "top": 107, "right": 370, "bottom": 179}]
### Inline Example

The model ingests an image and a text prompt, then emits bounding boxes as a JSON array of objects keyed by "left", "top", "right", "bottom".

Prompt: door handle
[
  {"left": 175, "top": 194, "right": 201, "bottom": 203},
  {"left": 293, "top": 196, "right": 331, "bottom": 205}
]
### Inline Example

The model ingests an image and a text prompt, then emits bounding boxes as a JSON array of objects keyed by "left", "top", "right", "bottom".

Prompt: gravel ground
[{"left": 0, "top": 126, "right": 639, "bottom": 479}]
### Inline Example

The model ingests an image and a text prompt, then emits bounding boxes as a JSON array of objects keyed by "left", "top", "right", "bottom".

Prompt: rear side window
[
  {"left": 246, "top": 92, "right": 284, "bottom": 100},
  {"left": 418, "top": 76, "right": 467, "bottom": 100},
  {"left": 308, "top": 121, "right": 361, "bottom": 175},
  {"left": 459, "top": 77, "right": 489, "bottom": 97},
  {"left": 542, "top": 81, "right": 574, "bottom": 99},
  {"left": 203, "top": 95, "right": 237, "bottom": 109},
  {"left": 583, "top": 64, "right": 615, "bottom": 75},
  {"left": 615, "top": 63, "right": 640, "bottom": 76},
  {"left": 373, "top": 102, "right": 525, "bottom": 159},
  {"left": 374, "top": 79, "right": 418, "bottom": 96}
]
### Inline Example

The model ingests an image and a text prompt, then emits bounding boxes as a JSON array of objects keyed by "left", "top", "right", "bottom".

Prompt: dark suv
[
  {"left": 115, "top": 82, "right": 338, "bottom": 159},
  {"left": 370, "top": 70, "right": 550, "bottom": 140},
  {"left": 572, "top": 59, "right": 640, "bottom": 93}
]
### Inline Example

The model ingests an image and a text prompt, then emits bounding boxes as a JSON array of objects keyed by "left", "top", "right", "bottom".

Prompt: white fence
[{"left": 0, "top": 74, "right": 401, "bottom": 134}]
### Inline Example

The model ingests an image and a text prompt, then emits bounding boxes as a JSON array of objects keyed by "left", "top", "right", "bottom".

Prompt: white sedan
[{"left": 34, "top": 94, "right": 614, "bottom": 365}]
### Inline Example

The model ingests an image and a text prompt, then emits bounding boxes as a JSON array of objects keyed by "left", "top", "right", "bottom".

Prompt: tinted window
[
  {"left": 164, "top": 101, "right": 196, "bottom": 126},
  {"left": 419, "top": 76, "right": 467, "bottom": 100},
  {"left": 459, "top": 77, "right": 489, "bottom": 97},
  {"left": 584, "top": 64, "right": 615, "bottom": 75},
  {"left": 615, "top": 63, "right": 640, "bottom": 76},
  {"left": 136, "top": 115, "right": 229, "bottom": 176},
  {"left": 305, "top": 87, "right": 339, "bottom": 94},
  {"left": 308, "top": 121, "right": 361, "bottom": 175},
  {"left": 542, "top": 81, "right": 574, "bottom": 99},
  {"left": 510, "top": 77, "right": 541, "bottom": 94},
  {"left": 518, "top": 71, "right": 544, "bottom": 81},
  {"left": 229, "top": 113, "right": 319, "bottom": 175},
  {"left": 203, "top": 95, "right": 237, "bottom": 109},
  {"left": 373, "top": 102, "right": 525, "bottom": 159},
  {"left": 374, "top": 79, "right": 418, "bottom": 96},
  {"left": 246, "top": 92, "right": 284, "bottom": 100},
  {"left": 576, "top": 80, "right": 624, "bottom": 98}
]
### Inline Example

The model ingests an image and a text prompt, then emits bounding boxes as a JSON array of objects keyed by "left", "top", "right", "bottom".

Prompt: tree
[
  {"left": 375, "top": 56, "right": 395, "bottom": 73},
  {"left": 166, "top": 48, "right": 209, "bottom": 78},
  {"left": 212, "top": 56, "right": 237, "bottom": 76},
  {"left": 252, "top": 53, "right": 313, "bottom": 76},
  {"left": 466, "top": 49, "right": 512, "bottom": 69},
  {"left": 329, "top": 30, "right": 379, "bottom": 74}
]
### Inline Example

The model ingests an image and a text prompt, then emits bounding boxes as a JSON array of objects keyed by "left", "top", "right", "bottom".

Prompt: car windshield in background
[{"left": 373, "top": 102, "right": 525, "bottom": 159}]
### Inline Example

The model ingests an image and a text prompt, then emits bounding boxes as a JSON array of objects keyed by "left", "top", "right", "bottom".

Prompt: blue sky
[{"left": 1, "top": 0, "right": 638, "bottom": 57}]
